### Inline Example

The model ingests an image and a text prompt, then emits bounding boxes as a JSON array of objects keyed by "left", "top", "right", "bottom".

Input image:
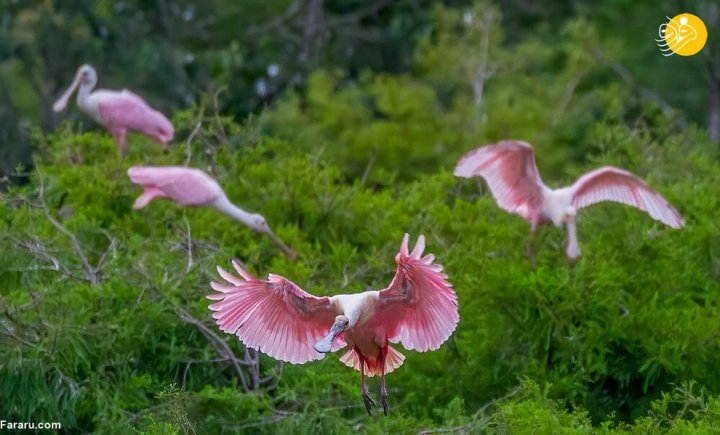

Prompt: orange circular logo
[{"left": 656, "top": 13, "right": 707, "bottom": 56}]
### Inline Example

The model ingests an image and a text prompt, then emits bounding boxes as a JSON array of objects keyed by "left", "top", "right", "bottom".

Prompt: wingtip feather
[
  {"left": 231, "top": 259, "right": 253, "bottom": 279},
  {"left": 410, "top": 234, "right": 426, "bottom": 258},
  {"left": 400, "top": 233, "right": 410, "bottom": 256}
]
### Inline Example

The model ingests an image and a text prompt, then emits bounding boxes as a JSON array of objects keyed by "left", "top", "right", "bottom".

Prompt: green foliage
[{"left": 1, "top": 1, "right": 720, "bottom": 433}]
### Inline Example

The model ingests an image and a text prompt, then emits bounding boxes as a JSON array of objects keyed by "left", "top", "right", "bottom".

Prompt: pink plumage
[
  {"left": 208, "top": 261, "right": 339, "bottom": 364},
  {"left": 376, "top": 234, "right": 459, "bottom": 353},
  {"left": 96, "top": 90, "right": 174, "bottom": 144},
  {"left": 454, "top": 140, "right": 543, "bottom": 221},
  {"left": 53, "top": 64, "right": 174, "bottom": 156},
  {"left": 454, "top": 140, "right": 684, "bottom": 260},
  {"left": 127, "top": 166, "right": 223, "bottom": 209},
  {"left": 571, "top": 167, "right": 684, "bottom": 229},
  {"left": 127, "top": 165, "right": 298, "bottom": 260},
  {"left": 206, "top": 234, "right": 459, "bottom": 415}
]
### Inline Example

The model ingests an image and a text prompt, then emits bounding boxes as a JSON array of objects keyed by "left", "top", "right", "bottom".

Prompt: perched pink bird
[
  {"left": 53, "top": 64, "right": 174, "bottom": 156},
  {"left": 207, "top": 234, "right": 458, "bottom": 415},
  {"left": 127, "top": 165, "right": 297, "bottom": 260},
  {"left": 454, "top": 140, "right": 684, "bottom": 260}
]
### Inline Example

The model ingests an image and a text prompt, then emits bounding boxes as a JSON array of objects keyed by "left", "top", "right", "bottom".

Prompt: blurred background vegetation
[{"left": 1, "top": 0, "right": 720, "bottom": 433}]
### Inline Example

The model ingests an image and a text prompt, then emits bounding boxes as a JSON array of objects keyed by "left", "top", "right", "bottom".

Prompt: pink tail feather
[{"left": 339, "top": 346, "right": 405, "bottom": 377}]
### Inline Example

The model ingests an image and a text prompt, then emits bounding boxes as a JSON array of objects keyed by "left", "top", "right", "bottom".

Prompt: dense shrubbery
[{"left": 2, "top": 4, "right": 719, "bottom": 434}]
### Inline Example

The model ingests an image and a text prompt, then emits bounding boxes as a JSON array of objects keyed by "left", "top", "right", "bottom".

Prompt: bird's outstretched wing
[
  {"left": 454, "top": 141, "right": 545, "bottom": 220},
  {"left": 571, "top": 166, "right": 684, "bottom": 228},
  {"left": 207, "top": 260, "right": 341, "bottom": 364},
  {"left": 373, "top": 234, "right": 459, "bottom": 352}
]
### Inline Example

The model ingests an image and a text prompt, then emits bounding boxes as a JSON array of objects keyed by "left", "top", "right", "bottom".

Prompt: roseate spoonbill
[
  {"left": 127, "top": 166, "right": 297, "bottom": 260},
  {"left": 454, "top": 140, "right": 684, "bottom": 260},
  {"left": 207, "top": 234, "right": 459, "bottom": 415},
  {"left": 53, "top": 64, "right": 174, "bottom": 156}
]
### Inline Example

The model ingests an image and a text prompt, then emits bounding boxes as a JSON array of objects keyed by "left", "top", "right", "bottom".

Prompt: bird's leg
[
  {"left": 113, "top": 128, "right": 128, "bottom": 158},
  {"left": 565, "top": 215, "right": 580, "bottom": 263},
  {"left": 379, "top": 349, "right": 388, "bottom": 416},
  {"left": 359, "top": 354, "right": 375, "bottom": 416}
]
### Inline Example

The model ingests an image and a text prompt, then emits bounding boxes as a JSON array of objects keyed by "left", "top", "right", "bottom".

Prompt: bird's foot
[
  {"left": 381, "top": 394, "right": 388, "bottom": 416},
  {"left": 362, "top": 392, "right": 376, "bottom": 416}
]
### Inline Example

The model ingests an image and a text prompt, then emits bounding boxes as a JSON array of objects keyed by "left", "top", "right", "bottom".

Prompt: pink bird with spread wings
[
  {"left": 207, "top": 234, "right": 459, "bottom": 415},
  {"left": 454, "top": 140, "right": 684, "bottom": 260},
  {"left": 53, "top": 64, "right": 174, "bottom": 157},
  {"left": 128, "top": 165, "right": 297, "bottom": 260}
]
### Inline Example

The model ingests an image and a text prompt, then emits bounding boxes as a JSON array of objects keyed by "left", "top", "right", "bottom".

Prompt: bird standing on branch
[{"left": 53, "top": 64, "right": 174, "bottom": 157}]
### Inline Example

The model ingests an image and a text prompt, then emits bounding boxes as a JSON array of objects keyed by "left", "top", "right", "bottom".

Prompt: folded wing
[
  {"left": 96, "top": 90, "right": 174, "bottom": 143},
  {"left": 571, "top": 166, "right": 684, "bottom": 228},
  {"left": 127, "top": 166, "right": 223, "bottom": 207},
  {"left": 373, "top": 234, "right": 459, "bottom": 352},
  {"left": 454, "top": 140, "right": 545, "bottom": 220},
  {"left": 207, "top": 260, "right": 340, "bottom": 364}
]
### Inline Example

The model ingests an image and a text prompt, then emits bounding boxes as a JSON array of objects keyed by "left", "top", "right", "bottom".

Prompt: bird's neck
[
  {"left": 212, "top": 196, "right": 258, "bottom": 230},
  {"left": 337, "top": 292, "right": 377, "bottom": 328},
  {"left": 76, "top": 82, "right": 95, "bottom": 110}
]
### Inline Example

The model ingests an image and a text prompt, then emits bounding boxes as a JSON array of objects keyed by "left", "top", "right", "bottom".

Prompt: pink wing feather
[
  {"left": 454, "top": 141, "right": 545, "bottom": 220},
  {"left": 373, "top": 234, "right": 459, "bottom": 352},
  {"left": 127, "top": 166, "right": 224, "bottom": 208},
  {"left": 95, "top": 90, "right": 174, "bottom": 143},
  {"left": 207, "top": 260, "right": 340, "bottom": 364},
  {"left": 571, "top": 166, "right": 685, "bottom": 228}
]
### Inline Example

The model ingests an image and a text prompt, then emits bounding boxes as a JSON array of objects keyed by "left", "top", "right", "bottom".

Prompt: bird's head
[
  {"left": 250, "top": 213, "right": 271, "bottom": 233},
  {"left": 247, "top": 213, "right": 298, "bottom": 261},
  {"left": 314, "top": 315, "right": 349, "bottom": 354},
  {"left": 53, "top": 64, "right": 98, "bottom": 112},
  {"left": 77, "top": 64, "right": 97, "bottom": 87}
]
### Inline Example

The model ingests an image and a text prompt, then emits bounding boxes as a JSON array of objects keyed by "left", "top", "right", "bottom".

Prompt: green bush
[{"left": 1, "top": 4, "right": 719, "bottom": 433}]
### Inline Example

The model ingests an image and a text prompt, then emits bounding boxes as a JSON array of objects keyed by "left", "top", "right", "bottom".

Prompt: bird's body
[
  {"left": 208, "top": 234, "right": 459, "bottom": 414},
  {"left": 127, "top": 166, "right": 296, "bottom": 259},
  {"left": 454, "top": 140, "right": 684, "bottom": 259},
  {"left": 53, "top": 64, "right": 174, "bottom": 156}
]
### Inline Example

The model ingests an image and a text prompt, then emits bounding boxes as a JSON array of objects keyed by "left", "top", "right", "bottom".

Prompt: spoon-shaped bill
[
  {"left": 53, "top": 71, "right": 82, "bottom": 112},
  {"left": 314, "top": 317, "right": 346, "bottom": 353},
  {"left": 265, "top": 228, "right": 298, "bottom": 261}
]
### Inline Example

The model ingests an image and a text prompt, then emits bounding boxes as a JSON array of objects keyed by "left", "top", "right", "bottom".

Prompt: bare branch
[
  {"left": 176, "top": 307, "right": 251, "bottom": 392},
  {"left": 11, "top": 237, "right": 83, "bottom": 282},
  {"left": 212, "top": 86, "right": 229, "bottom": 145},
  {"left": 13, "top": 174, "right": 119, "bottom": 285},
  {"left": 324, "top": 0, "right": 393, "bottom": 28},
  {"left": 418, "top": 386, "right": 522, "bottom": 434},
  {"left": 183, "top": 216, "right": 193, "bottom": 273},
  {"left": 245, "top": 0, "right": 303, "bottom": 37},
  {"left": 185, "top": 105, "right": 205, "bottom": 166},
  {"left": 226, "top": 410, "right": 295, "bottom": 431}
]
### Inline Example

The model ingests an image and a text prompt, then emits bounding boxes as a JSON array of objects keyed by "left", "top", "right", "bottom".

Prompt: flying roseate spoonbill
[
  {"left": 207, "top": 234, "right": 459, "bottom": 416},
  {"left": 454, "top": 140, "right": 685, "bottom": 260},
  {"left": 127, "top": 166, "right": 297, "bottom": 260},
  {"left": 53, "top": 64, "right": 174, "bottom": 156}
]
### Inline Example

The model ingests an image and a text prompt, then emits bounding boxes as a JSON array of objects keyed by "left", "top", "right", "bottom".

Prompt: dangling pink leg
[
  {"left": 379, "top": 347, "right": 388, "bottom": 416},
  {"left": 111, "top": 127, "right": 128, "bottom": 158},
  {"left": 359, "top": 353, "right": 375, "bottom": 415},
  {"left": 566, "top": 215, "right": 580, "bottom": 262}
]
